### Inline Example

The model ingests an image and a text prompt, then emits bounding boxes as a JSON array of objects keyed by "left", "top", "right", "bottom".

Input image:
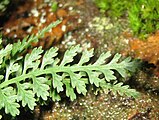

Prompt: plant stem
[{"left": 0, "top": 65, "right": 111, "bottom": 88}]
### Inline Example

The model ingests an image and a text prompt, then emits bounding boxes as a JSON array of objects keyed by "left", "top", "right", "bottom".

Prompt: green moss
[
  {"left": 128, "top": 0, "right": 159, "bottom": 39},
  {"left": 94, "top": 0, "right": 131, "bottom": 18},
  {"left": 94, "top": 0, "right": 159, "bottom": 39}
]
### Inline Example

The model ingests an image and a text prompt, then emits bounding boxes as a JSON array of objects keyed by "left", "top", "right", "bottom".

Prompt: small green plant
[
  {"left": 0, "top": 21, "right": 139, "bottom": 118},
  {"left": 51, "top": 1, "right": 58, "bottom": 12},
  {"left": 128, "top": 0, "right": 159, "bottom": 39}
]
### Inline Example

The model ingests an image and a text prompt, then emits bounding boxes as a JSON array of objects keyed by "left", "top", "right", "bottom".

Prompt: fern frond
[
  {"left": 0, "top": 44, "right": 140, "bottom": 116},
  {"left": 100, "top": 80, "right": 140, "bottom": 98},
  {"left": 0, "top": 20, "right": 139, "bottom": 117}
]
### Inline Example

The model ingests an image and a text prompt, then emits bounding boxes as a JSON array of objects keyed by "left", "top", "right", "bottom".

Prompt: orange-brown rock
[
  {"left": 129, "top": 31, "right": 159, "bottom": 76},
  {"left": 129, "top": 31, "right": 159, "bottom": 65}
]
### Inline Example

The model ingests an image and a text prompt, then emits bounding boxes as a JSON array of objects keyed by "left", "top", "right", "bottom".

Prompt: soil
[{"left": 0, "top": 0, "right": 159, "bottom": 120}]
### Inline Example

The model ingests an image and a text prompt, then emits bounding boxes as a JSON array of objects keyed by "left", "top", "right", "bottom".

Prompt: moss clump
[
  {"left": 94, "top": 0, "right": 159, "bottom": 39},
  {"left": 128, "top": 0, "right": 159, "bottom": 39}
]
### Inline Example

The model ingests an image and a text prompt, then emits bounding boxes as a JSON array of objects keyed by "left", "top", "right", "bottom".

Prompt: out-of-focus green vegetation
[
  {"left": 0, "top": 0, "right": 10, "bottom": 14},
  {"left": 94, "top": 0, "right": 130, "bottom": 18},
  {"left": 128, "top": 0, "right": 159, "bottom": 39},
  {"left": 94, "top": 0, "right": 159, "bottom": 39},
  {"left": 51, "top": 1, "right": 58, "bottom": 12}
]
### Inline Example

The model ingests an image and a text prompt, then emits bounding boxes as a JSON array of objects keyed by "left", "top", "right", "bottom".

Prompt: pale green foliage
[
  {"left": 0, "top": 44, "right": 12, "bottom": 65},
  {"left": 12, "top": 20, "right": 61, "bottom": 56},
  {"left": 0, "top": 45, "right": 139, "bottom": 116},
  {"left": 100, "top": 81, "right": 139, "bottom": 98},
  {"left": 0, "top": 21, "right": 139, "bottom": 117}
]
